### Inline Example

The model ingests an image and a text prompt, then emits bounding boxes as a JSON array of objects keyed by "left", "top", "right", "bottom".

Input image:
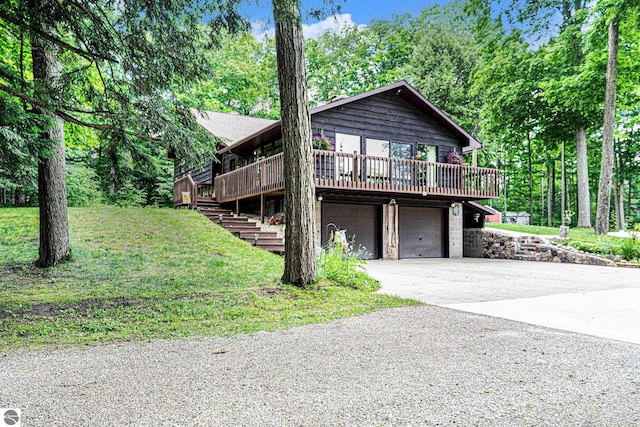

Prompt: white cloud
[{"left": 252, "top": 13, "right": 361, "bottom": 41}]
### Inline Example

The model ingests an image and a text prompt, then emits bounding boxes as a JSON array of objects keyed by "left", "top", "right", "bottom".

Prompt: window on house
[
  {"left": 417, "top": 144, "right": 437, "bottom": 162},
  {"left": 365, "top": 138, "right": 390, "bottom": 183},
  {"left": 388, "top": 142, "right": 412, "bottom": 184},
  {"left": 390, "top": 142, "right": 412, "bottom": 159},
  {"left": 335, "top": 133, "right": 360, "bottom": 154},
  {"left": 416, "top": 144, "right": 437, "bottom": 186},
  {"left": 335, "top": 133, "right": 361, "bottom": 179}
]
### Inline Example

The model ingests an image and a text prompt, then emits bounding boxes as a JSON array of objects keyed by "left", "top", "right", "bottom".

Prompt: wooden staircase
[{"left": 196, "top": 198, "right": 284, "bottom": 253}]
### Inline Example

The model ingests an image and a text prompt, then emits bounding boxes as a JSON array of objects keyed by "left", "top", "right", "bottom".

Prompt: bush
[
  {"left": 617, "top": 237, "right": 639, "bottom": 261},
  {"left": 318, "top": 238, "right": 379, "bottom": 292}
]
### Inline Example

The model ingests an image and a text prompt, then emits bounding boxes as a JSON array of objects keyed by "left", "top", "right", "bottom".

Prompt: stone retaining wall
[{"left": 463, "top": 228, "right": 616, "bottom": 267}]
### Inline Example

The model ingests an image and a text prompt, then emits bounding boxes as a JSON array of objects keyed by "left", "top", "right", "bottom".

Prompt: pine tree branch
[
  {"left": 0, "top": 82, "right": 160, "bottom": 143},
  {"left": 0, "top": 11, "right": 116, "bottom": 62}
]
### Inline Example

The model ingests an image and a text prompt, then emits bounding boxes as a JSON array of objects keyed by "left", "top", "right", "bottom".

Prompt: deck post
[
  {"left": 352, "top": 152, "right": 358, "bottom": 182},
  {"left": 260, "top": 193, "right": 265, "bottom": 223},
  {"left": 236, "top": 199, "right": 239, "bottom": 215}
]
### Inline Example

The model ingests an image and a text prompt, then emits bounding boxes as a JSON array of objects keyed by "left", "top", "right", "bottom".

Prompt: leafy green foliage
[
  {"left": 65, "top": 163, "right": 101, "bottom": 207},
  {"left": 178, "top": 31, "right": 280, "bottom": 118},
  {"left": 618, "top": 237, "right": 640, "bottom": 261},
  {"left": 318, "top": 239, "right": 380, "bottom": 292},
  {"left": 0, "top": 207, "right": 411, "bottom": 348},
  {"left": 0, "top": 95, "right": 51, "bottom": 204}
]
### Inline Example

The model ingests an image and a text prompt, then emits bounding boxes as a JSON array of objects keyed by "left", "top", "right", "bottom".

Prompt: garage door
[
  {"left": 399, "top": 206, "right": 444, "bottom": 258},
  {"left": 322, "top": 203, "right": 378, "bottom": 259}
]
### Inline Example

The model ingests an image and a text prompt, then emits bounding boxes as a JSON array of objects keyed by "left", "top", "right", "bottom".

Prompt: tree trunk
[
  {"left": 561, "top": 140, "right": 566, "bottom": 224},
  {"left": 527, "top": 133, "right": 533, "bottom": 220},
  {"left": 595, "top": 19, "right": 619, "bottom": 235},
  {"left": 613, "top": 149, "right": 625, "bottom": 231},
  {"left": 547, "top": 154, "right": 553, "bottom": 226},
  {"left": 273, "top": 0, "right": 316, "bottom": 285},
  {"left": 551, "top": 160, "right": 556, "bottom": 225},
  {"left": 575, "top": 126, "right": 591, "bottom": 227},
  {"left": 32, "top": 23, "right": 71, "bottom": 267}
]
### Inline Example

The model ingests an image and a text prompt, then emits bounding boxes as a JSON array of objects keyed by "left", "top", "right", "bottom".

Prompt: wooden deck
[{"left": 214, "top": 151, "right": 500, "bottom": 203}]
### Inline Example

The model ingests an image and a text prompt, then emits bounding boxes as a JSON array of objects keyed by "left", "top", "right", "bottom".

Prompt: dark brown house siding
[
  {"left": 174, "top": 158, "right": 215, "bottom": 184},
  {"left": 310, "top": 91, "right": 462, "bottom": 162}
]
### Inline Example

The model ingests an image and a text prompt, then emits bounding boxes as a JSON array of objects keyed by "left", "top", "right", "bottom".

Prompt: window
[
  {"left": 387, "top": 142, "right": 412, "bottom": 184},
  {"left": 416, "top": 144, "right": 437, "bottom": 186},
  {"left": 365, "top": 138, "right": 390, "bottom": 182},
  {"left": 335, "top": 133, "right": 361, "bottom": 179},
  {"left": 417, "top": 144, "right": 437, "bottom": 162},
  {"left": 390, "top": 142, "right": 412, "bottom": 159},
  {"left": 335, "top": 133, "right": 360, "bottom": 154}
]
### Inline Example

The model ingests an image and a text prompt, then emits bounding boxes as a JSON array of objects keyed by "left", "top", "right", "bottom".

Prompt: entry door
[
  {"left": 322, "top": 203, "right": 378, "bottom": 259},
  {"left": 399, "top": 206, "right": 444, "bottom": 258}
]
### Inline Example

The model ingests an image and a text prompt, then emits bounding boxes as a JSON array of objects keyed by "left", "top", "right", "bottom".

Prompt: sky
[{"left": 244, "top": 0, "right": 445, "bottom": 39}]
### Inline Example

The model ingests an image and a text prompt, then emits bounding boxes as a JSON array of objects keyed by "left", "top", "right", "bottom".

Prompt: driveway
[{"left": 366, "top": 258, "right": 640, "bottom": 344}]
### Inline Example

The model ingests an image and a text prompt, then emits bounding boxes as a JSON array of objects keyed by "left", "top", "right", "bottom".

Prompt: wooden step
[
  {"left": 201, "top": 210, "right": 234, "bottom": 220},
  {"left": 225, "top": 224, "right": 262, "bottom": 234},
  {"left": 220, "top": 217, "right": 251, "bottom": 225},
  {"left": 200, "top": 207, "right": 231, "bottom": 214},
  {"left": 197, "top": 200, "right": 219, "bottom": 207},
  {"left": 192, "top": 199, "right": 285, "bottom": 254},
  {"left": 255, "top": 244, "right": 285, "bottom": 253},
  {"left": 243, "top": 236, "right": 284, "bottom": 245},
  {"left": 238, "top": 231, "right": 279, "bottom": 239}
]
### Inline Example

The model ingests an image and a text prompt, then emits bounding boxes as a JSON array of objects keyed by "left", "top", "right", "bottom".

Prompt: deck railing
[
  {"left": 215, "top": 153, "right": 285, "bottom": 203},
  {"left": 214, "top": 150, "right": 499, "bottom": 203},
  {"left": 173, "top": 173, "right": 198, "bottom": 208}
]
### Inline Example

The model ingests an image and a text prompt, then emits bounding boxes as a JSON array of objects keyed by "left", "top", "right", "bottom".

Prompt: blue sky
[{"left": 244, "top": 0, "right": 446, "bottom": 38}]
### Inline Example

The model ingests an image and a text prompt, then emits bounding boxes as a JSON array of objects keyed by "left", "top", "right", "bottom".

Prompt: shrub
[
  {"left": 617, "top": 237, "right": 639, "bottom": 261},
  {"left": 318, "top": 238, "right": 379, "bottom": 292}
]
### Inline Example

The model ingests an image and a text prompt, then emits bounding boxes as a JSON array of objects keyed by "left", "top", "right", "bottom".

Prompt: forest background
[{"left": 1, "top": 0, "right": 638, "bottom": 230}]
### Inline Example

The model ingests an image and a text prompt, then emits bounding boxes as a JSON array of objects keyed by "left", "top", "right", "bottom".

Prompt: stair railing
[{"left": 173, "top": 173, "right": 198, "bottom": 209}]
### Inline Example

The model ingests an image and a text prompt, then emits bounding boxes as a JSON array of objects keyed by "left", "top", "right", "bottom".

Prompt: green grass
[
  {"left": 486, "top": 222, "right": 640, "bottom": 262},
  {"left": 0, "top": 207, "right": 416, "bottom": 349}
]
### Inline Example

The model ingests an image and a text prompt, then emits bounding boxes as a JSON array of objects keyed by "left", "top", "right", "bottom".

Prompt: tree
[
  {"left": 178, "top": 31, "right": 280, "bottom": 118},
  {"left": 595, "top": 18, "right": 619, "bottom": 234},
  {"left": 505, "top": 0, "right": 596, "bottom": 227},
  {"left": 0, "top": 0, "right": 246, "bottom": 266},
  {"left": 30, "top": 19, "right": 71, "bottom": 266},
  {"left": 272, "top": 0, "right": 317, "bottom": 285},
  {"left": 409, "top": 3, "right": 481, "bottom": 134}
]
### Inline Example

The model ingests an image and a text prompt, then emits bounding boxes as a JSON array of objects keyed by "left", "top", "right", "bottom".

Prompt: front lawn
[{"left": 0, "top": 207, "right": 415, "bottom": 349}]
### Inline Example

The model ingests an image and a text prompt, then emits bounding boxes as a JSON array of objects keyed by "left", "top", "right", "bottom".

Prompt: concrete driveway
[{"left": 366, "top": 258, "right": 640, "bottom": 345}]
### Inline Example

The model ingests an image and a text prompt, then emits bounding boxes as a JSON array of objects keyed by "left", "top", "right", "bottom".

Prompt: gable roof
[
  {"left": 192, "top": 109, "right": 277, "bottom": 145},
  {"left": 218, "top": 80, "right": 482, "bottom": 155}
]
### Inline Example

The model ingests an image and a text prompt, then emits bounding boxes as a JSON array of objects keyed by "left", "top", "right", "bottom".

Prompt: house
[
  {"left": 484, "top": 205, "right": 502, "bottom": 223},
  {"left": 505, "top": 211, "right": 530, "bottom": 225},
  {"left": 174, "top": 81, "right": 500, "bottom": 259}
]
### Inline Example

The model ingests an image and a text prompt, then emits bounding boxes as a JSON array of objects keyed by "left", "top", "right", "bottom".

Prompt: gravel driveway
[{"left": 1, "top": 305, "right": 639, "bottom": 426}]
